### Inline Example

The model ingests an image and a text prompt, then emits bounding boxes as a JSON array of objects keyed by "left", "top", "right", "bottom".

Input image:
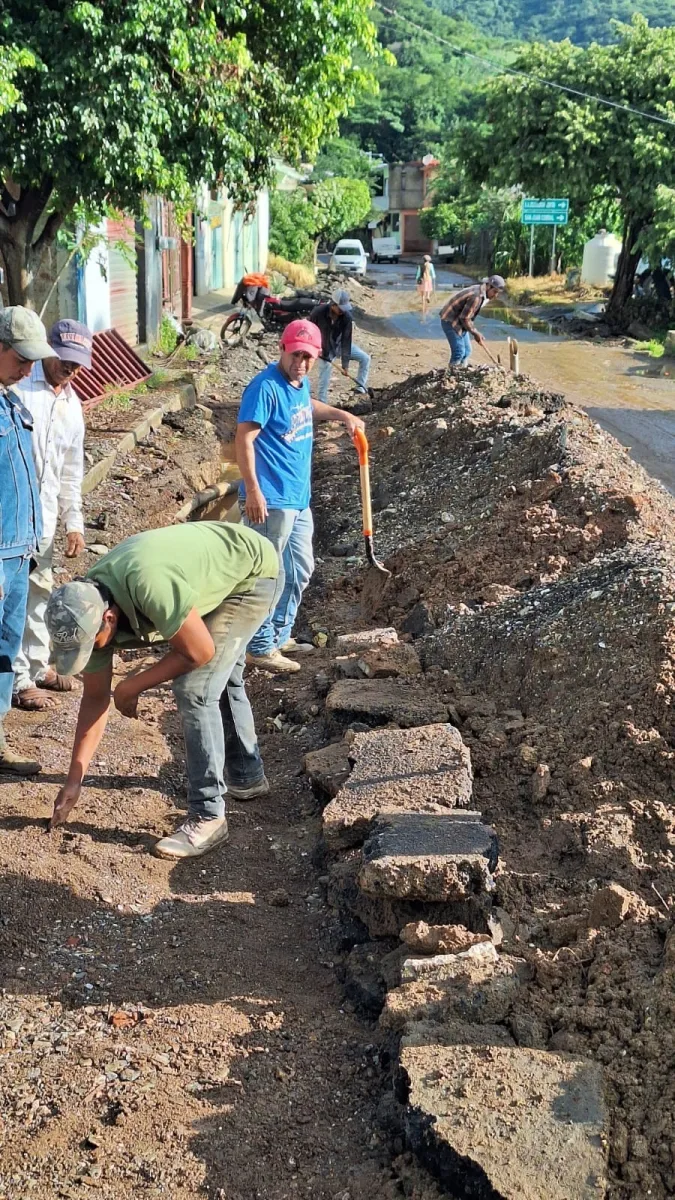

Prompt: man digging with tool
[
  {"left": 13, "top": 319, "right": 92, "bottom": 711},
  {"left": 439, "top": 274, "right": 505, "bottom": 367},
  {"left": 309, "top": 289, "right": 371, "bottom": 404},
  {"left": 45, "top": 522, "right": 279, "bottom": 859},
  {"left": 236, "top": 318, "right": 364, "bottom": 675}
]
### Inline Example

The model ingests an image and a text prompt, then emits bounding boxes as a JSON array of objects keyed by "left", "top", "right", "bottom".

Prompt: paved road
[{"left": 362, "top": 260, "right": 675, "bottom": 496}]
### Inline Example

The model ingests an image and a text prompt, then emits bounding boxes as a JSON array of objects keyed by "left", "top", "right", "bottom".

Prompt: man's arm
[
  {"left": 311, "top": 397, "right": 364, "bottom": 439},
  {"left": 235, "top": 421, "right": 267, "bottom": 522},
  {"left": 60, "top": 413, "right": 86, "bottom": 557},
  {"left": 49, "top": 661, "right": 113, "bottom": 827},
  {"left": 112, "top": 608, "right": 215, "bottom": 718},
  {"left": 340, "top": 316, "right": 353, "bottom": 371}
]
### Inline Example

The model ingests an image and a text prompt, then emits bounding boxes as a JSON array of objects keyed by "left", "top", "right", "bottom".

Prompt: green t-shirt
[{"left": 84, "top": 521, "right": 279, "bottom": 673}]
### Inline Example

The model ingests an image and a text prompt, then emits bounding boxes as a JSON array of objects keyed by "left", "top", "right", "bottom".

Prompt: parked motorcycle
[{"left": 220, "top": 275, "right": 328, "bottom": 348}]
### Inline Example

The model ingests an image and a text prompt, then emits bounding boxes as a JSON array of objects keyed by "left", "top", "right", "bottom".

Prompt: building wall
[{"left": 194, "top": 186, "right": 269, "bottom": 297}]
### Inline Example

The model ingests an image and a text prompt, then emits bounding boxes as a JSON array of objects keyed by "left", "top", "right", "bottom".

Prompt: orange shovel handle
[{"left": 353, "top": 428, "right": 369, "bottom": 467}]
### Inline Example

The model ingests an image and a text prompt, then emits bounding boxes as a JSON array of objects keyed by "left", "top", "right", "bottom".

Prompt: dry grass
[
  {"left": 267, "top": 253, "right": 316, "bottom": 289},
  {"left": 505, "top": 273, "right": 608, "bottom": 308}
]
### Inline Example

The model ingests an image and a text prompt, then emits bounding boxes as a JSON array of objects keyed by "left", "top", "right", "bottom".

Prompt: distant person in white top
[{"left": 12, "top": 319, "right": 92, "bottom": 710}]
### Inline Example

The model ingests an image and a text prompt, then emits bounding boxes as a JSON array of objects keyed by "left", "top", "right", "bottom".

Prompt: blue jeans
[
  {"left": 0, "top": 555, "right": 30, "bottom": 741},
  {"left": 316, "top": 345, "right": 371, "bottom": 402},
  {"left": 172, "top": 576, "right": 276, "bottom": 820},
  {"left": 441, "top": 320, "right": 472, "bottom": 365},
  {"left": 242, "top": 507, "right": 314, "bottom": 655}
]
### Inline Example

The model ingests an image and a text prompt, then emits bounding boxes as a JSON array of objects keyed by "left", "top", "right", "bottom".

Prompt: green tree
[
  {"left": 429, "top": 0, "right": 675, "bottom": 47},
  {"left": 312, "top": 137, "right": 375, "bottom": 182},
  {"left": 0, "top": 0, "right": 378, "bottom": 305},
  {"left": 341, "top": 0, "right": 503, "bottom": 163},
  {"left": 269, "top": 192, "right": 316, "bottom": 264},
  {"left": 309, "top": 177, "right": 373, "bottom": 247},
  {"left": 454, "top": 17, "right": 675, "bottom": 322},
  {"left": 0, "top": 44, "right": 35, "bottom": 116}
]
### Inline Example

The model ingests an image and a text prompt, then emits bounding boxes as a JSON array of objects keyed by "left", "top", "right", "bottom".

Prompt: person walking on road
[
  {"left": 439, "top": 275, "right": 505, "bottom": 366},
  {"left": 416, "top": 255, "right": 436, "bottom": 322},
  {"left": 310, "top": 289, "right": 371, "bottom": 402},
  {"left": 13, "top": 320, "right": 92, "bottom": 711},
  {"left": 45, "top": 522, "right": 280, "bottom": 859},
  {"left": 235, "top": 318, "right": 364, "bottom": 675},
  {"left": 0, "top": 307, "right": 53, "bottom": 775}
]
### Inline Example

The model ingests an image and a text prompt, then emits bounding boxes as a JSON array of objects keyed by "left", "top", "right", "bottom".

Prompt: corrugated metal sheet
[
  {"left": 107, "top": 217, "right": 138, "bottom": 345},
  {"left": 72, "top": 329, "right": 151, "bottom": 410}
]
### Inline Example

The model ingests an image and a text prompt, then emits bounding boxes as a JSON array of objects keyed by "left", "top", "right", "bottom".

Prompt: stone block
[
  {"left": 322, "top": 724, "right": 473, "bottom": 851},
  {"left": 400, "top": 921, "right": 490, "bottom": 956},
  {"left": 587, "top": 883, "right": 638, "bottom": 929},
  {"left": 399, "top": 1044, "right": 608, "bottom": 1199},
  {"left": 335, "top": 627, "right": 398, "bottom": 652},
  {"left": 357, "top": 644, "right": 422, "bottom": 678},
  {"left": 304, "top": 741, "right": 352, "bottom": 800},
  {"left": 380, "top": 956, "right": 529, "bottom": 1032},
  {"left": 327, "top": 858, "right": 492, "bottom": 940},
  {"left": 358, "top": 812, "right": 497, "bottom": 902},
  {"left": 325, "top": 679, "right": 449, "bottom": 730},
  {"left": 401, "top": 942, "right": 498, "bottom": 983}
]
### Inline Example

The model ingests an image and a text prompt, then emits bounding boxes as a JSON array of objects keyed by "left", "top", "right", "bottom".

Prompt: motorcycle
[{"left": 220, "top": 276, "right": 328, "bottom": 348}]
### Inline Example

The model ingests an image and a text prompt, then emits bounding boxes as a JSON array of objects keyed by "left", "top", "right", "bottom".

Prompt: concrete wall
[{"left": 194, "top": 185, "right": 269, "bottom": 297}]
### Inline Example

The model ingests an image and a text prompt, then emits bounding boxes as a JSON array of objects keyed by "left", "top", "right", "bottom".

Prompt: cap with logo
[
  {"left": 49, "top": 319, "right": 93, "bottom": 369},
  {"left": 279, "top": 319, "right": 322, "bottom": 358},
  {"left": 0, "top": 306, "right": 54, "bottom": 361},
  {"left": 330, "top": 288, "right": 352, "bottom": 314},
  {"left": 45, "top": 580, "right": 107, "bottom": 676}
]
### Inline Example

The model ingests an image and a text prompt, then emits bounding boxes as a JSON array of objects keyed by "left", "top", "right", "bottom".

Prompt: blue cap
[{"left": 49, "top": 319, "right": 93, "bottom": 369}]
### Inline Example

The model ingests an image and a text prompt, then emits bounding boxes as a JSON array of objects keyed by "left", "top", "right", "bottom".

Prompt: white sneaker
[
  {"left": 246, "top": 650, "right": 301, "bottom": 674},
  {"left": 279, "top": 638, "right": 314, "bottom": 655},
  {"left": 227, "top": 776, "right": 270, "bottom": 801},
  {"left": 153, "top": 816, "right": 229, "bottom": 860}
]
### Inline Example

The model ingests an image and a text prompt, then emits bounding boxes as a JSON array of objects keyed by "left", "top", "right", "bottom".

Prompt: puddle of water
[{"left": 486, "top": 305, "right": 563, "bottom": 337}]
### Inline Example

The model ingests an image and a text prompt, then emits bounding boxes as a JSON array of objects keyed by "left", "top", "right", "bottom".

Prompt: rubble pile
[{"left": 306, "top": 367, "right": 675, "bottom": 1198}]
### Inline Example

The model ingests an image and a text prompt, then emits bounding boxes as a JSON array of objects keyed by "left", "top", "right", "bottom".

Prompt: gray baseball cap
[
  {"left": 46, "top": 580, "right": 107, "bottom": 676},
  {"left": 486, "top": 274, "right": 506, "bottom": 290},
  {"left": 331, "top": 288, "right": 352, "bottom": 314},
  {"left": 0, "top": 306, "right": 54, "bottom": 360}
]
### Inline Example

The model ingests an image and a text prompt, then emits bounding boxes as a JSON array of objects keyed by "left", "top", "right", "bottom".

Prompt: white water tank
[{"left": 581, "top": 229, "right": 622, "bottom": 287}]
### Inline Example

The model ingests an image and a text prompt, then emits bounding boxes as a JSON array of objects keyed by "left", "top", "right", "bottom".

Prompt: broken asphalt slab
[
  {"left": 398, "top": 1043, "right": 608, "bottom": 1199},
  {"left": 321, "top": 724, "right": 473, "bottom": 851},
  {"left": 358, "top": 811, "right": 498, "bottom": 901},
  {"left": 325, "top": 678, "right": 449, "bottom": 730}
]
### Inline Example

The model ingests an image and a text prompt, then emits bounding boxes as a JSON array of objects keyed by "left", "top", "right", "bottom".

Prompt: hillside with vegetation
[{"left": 427, "top": 0, "right": 675, "bottom": 45}]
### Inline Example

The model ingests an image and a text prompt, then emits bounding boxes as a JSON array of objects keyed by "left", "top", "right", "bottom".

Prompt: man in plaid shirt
[{"left": 439, "top": 274, "right": 505, "bottom": 366}]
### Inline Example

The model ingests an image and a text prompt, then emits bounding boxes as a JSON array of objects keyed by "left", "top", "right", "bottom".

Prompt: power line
[{"left": 378, "top": 4, "right": 675, "bottom": 130}]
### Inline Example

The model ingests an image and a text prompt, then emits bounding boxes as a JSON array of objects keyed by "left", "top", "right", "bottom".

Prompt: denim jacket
[{"left": 0, "top": 387, "right": 42, "bottom": 559}]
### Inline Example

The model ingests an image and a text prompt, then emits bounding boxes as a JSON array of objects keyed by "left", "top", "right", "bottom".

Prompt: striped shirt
[{"left": 439, "top": 283, "right": 487, "bottom": 333}]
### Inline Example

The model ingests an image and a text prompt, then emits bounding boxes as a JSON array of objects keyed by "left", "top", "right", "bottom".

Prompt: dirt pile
[{"left": 306, "top": 366, "right": 675, "bottom": 1198}]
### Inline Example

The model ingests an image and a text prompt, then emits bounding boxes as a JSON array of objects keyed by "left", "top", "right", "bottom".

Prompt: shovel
[
  {"left": 479, "top": 339, "right": 501, "bottom": 367},
  {"left": 353, "top": 429, "right": 391, "bottom": 578}
]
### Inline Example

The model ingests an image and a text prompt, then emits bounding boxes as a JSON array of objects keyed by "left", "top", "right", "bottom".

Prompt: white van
[{"left": 329, "top": 239, "right": 369, "bottom": 276}]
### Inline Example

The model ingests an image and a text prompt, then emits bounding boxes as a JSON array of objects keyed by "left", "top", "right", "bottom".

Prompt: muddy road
[{"left": 364, "top": 260, "right": 675, "bottom": 495}]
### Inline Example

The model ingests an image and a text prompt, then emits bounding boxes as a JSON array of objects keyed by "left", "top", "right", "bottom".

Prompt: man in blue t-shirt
[{"left": 235, "top": 319, "right": 364, "bottom": 673}]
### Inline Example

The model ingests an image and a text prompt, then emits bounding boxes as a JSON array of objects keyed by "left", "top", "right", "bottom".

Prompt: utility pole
[
  {"left": 528, "top": 224, "right": 535, "bottom": 277},
  {"left": 549, "top": 224, "right": 558, "bottom": 275}
]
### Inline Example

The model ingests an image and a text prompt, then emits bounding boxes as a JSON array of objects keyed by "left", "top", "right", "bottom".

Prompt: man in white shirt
[{"left": 12, "top": 320, "right": 92, "bottom": 710}]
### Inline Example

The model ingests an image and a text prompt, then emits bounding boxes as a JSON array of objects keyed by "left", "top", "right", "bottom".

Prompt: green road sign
[{"left": 521, "top": 198, "right": 569, "bottom": 226}]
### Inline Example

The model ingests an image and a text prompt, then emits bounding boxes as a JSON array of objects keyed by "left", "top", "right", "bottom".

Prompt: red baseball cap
[{"left": 280, "top": 319, "right": 322, "bottom": 358}]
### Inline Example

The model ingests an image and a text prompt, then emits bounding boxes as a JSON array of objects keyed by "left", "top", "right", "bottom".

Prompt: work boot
[
  {"left": 153, "top": 816, "right": 229, "bottom": 860},
  {"left": 227, "top": 776, "right": 270, "bottom": 802},
  {"left": 246, "top": 650, "right": 301, "bottom": 674},
  {"left": 0, "top": 747, "right": 42, "bottom": 776},
  {"left": 279, "top": 638, "right": 314, "bottom": 655},
  {"left": 0, "top": 722, "right": 41, "bottom": 776}
]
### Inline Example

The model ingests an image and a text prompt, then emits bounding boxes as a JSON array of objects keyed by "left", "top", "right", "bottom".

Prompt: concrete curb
[{"left": 82, "top": 381, "right": 197, "bottom": 495}]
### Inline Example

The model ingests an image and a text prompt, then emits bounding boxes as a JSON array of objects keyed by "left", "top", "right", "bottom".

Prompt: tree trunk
[
  {"left": 605, "top": 215, "right": 644, "bottom": 329},
  {"left": 0, "top": 233, "right": 36, "bottom": 307},
  {"left": 0, "top": 178, "right": 66, "bottom": 307}
]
